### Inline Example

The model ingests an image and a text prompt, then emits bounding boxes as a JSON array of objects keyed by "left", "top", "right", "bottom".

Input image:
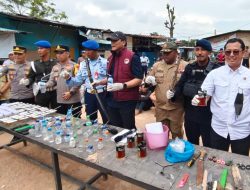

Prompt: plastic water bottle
[
  {"left": 107, "top": 75, "right": 113, "bottom": 86},
  {"left": 69, "top": 135, "right": 76, "bottom": 148},
  {"left": 86, "top": 144, "right": 95, "bottom": 155},
  {"left": 65, "top": 119, "right": 73, "bottom": 135},
  {"left": 55, "top": 131, "right": 62, "bottom": 144},
  {"left": 66, "top": 108, "right": 72, "bottom": 120},
  {"left": 34, "top": 120, "right": 42, "bottom": 138},
  {"left": 85, "top": 115, "right": 92, "bottom": 127},
  {"left": 47, "top": 127, "right": 54, "bottom": 143},
  {"left": 41, "top": 119, "right": 48, "bottom": 140},
  {"left": 97, "top": 138, "right": 104, "bottom": 150},
  {"left": 64, "top": 134, "right": 70, "bottom": 143}
]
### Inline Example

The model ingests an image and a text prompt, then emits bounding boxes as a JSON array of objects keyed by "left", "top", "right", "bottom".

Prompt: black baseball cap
[{"left": 106, "top": 31, "right": 127, "bottom": 41}]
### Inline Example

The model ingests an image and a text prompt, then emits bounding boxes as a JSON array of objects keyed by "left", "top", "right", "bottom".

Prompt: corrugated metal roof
[{"left": 0, "top": 27, "right": 29, "bottom": 34}]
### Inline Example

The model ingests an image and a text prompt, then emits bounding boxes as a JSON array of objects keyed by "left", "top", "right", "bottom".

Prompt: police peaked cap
[
  {"left": 54, "top": 45, "right": 69, "bottom": 52},
  {"left": 34, "top": 40, "right": 51, "bottom": 48},
  {"left": 82, "top": 40, "right": 99, "bottom": 50},
  {"left": 13, "top": 46, "right": 27, "bottom": 53},
  {"left": 195, "top": 39, "right": 212, "bottom": 51}
]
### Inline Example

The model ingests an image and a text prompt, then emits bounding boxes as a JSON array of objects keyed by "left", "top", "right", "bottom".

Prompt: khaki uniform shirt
[
  {"left": 149, "top": 59, "right": 188, "bottom": 111},
  {"left": 47, "top": 61, "right": 81, "bottom": 104},
  {"left": 0, "top": 75, "right": 10, "bottom": 100},
  {"left": 8, "top": 62, "right": 33, "bottom": 99}
]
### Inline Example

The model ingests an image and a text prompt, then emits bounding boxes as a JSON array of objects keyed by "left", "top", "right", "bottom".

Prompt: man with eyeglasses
[
  {"left": 45, "top": 45, "right": 81, "bottom": 115},
  {"left": 146, "top": 42, "right": 187, "bottom": 139},
  {"left": 194, "top": 38, "right": 250, "bottom": 156},
  {"left": 167, "top": 39, "right": 220, "bottom": 146},
  {"left": 2, "top": 46, "right": 34, "bottom": 104},
  {"left": 20, "top": 40, "right": 57, "bottom": 108}
]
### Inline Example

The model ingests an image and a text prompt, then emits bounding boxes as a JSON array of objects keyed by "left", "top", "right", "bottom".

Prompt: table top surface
[{"left": 0, "top": 117, "right": 250, "bottom": 190}]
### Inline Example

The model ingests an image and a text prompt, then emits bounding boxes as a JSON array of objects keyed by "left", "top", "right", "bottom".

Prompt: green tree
[
  {"left": 0, "top": 0, "right": 67, "bottom": 21},
  {"left": 164, "top": 3, "right": 175, "bottom": 38}
]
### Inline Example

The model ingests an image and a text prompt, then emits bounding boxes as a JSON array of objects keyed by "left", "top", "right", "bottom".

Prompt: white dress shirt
[{"left": 201, "top": 64, "right": 250, "bottom": 140}]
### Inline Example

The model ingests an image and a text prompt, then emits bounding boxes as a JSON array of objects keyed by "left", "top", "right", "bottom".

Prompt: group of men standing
[
  {"left": 0, "top": 32, "right": 249, "bottom": 156},
  {"left": 146, "top": 38, "right": 249, "bottom": 156}
]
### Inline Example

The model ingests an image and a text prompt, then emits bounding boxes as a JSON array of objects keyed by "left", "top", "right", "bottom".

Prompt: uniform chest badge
[
  {"left": 94, "top": 71, "right": 99, "bottom": 79},
  {"left": 124, "top": 58, "right": 129, "bottom": 64}
]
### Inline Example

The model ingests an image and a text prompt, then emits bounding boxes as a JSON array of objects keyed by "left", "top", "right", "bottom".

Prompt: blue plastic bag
[{"left": 165, "top": 140, "right": 195, "bottom": 163}]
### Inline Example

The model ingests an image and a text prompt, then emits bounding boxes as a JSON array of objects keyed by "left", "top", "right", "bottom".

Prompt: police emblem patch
[{"left": 124, "top": 58, "right": 129, "bottom": 64}]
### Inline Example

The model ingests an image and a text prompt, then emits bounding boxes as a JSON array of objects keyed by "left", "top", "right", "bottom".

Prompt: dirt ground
[{"left": 0, "top": 108, "right": 156, "bottom": 190}]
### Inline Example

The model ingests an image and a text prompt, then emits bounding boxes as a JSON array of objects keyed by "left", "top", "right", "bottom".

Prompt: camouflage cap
[{"left": 160, "top": 42, "right": 178, "bottom": 52}]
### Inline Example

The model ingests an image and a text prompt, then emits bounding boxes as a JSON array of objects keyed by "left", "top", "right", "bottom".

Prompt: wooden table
[{"left": 0, "top": 117, "right": 250, "bottom": 190}]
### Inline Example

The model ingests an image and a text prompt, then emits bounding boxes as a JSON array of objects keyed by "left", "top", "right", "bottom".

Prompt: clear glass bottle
[{"left": 55, "top": 131, "right": 62, "bottom": 144}]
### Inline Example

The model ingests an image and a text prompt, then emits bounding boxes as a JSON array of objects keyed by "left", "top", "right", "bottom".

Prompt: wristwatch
[{"left": 123, "top": 83, "right": 127, "bottom": 89}]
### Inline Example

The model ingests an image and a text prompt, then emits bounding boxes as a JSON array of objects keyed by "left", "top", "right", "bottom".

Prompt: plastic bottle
[
  {"left": 85, "top": 115, "right": 92, "bottom": 126},
  {"left": 47, "top": 127, "right": 54, "bottom": 143},
  {"left": 86, "top": 144, "right": 95, "bottom": 155},
  {"left": 55, "top": 131, "right": 62, "bottom": 144},
  {"left": 69, "top": 135, "right": 76, "bottom": 148},
  {"left": 65, "top": 119, "right": 73, "bottom": 135},
  {"left": 41, "top": 119, "right": 48, "bottom": 140},
  {"left": 34, "top": 120, "right": 42, "bottom": 137},
  {"left": 64, "top": 134, "right": 70, "bottom": 143},
  {"left": 97, "top": 138, "right": 104, "bottom": 150},
  {"left": 107, "top": 74, "right": 113, "bottom": 86}
]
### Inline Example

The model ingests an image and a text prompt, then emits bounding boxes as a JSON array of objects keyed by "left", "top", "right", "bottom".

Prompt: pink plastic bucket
[{"left": 145, "top": 125, "right": 169, "bottom": 149}]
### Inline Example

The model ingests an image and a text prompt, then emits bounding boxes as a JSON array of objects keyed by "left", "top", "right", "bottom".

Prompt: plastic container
[
  {"left": 145, "top": 125, "right": 169, "bottom": 149},
  {"left": 165, "top": 140, "right": 195, "bottom": 163}
]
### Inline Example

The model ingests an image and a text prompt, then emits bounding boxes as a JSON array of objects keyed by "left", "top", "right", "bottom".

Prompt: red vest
[{"left": 108, "top": 48, "right": 139, "bottom": 101}]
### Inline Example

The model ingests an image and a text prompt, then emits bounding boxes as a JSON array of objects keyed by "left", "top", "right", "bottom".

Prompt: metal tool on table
[
  {"left": 196, "top": 149, "right": 206, "bottom": 186},
  {"left": 202, "top": 169, "right": 208, "bottom": 190},
  {"left": 187, "top": 150, "right": 201, "bottom": 167},
  {"left": 154, "top": 161, "right": 174, "bottom": 176}
]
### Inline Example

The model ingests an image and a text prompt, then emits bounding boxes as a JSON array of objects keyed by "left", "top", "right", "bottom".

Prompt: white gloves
[
  {"left": 145, "top": 76, "right": 157, "bottom": 86},
  {"left": 60, "top": 70, "right": 70, "bottom": 79},
  {"left": 166, "top": 90, "right": 175, "bottom": 99},
  {"left": 191, "top": 95, "right": 200, "bottom": 106},
  {"left": 19, "top": 78, "right": 30, "bottom": 85},
  {"left": 33, "top": 83, "right": 39, "bottom": 96},
  {"left": 107, "top": 83, "right": 123, "bottom": 92}
]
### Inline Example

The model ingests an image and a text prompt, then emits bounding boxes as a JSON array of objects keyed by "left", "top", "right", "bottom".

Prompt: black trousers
[
  {"left": 35, "top": 90, "right": 57, "bottom": 108},
  {"left": 107, "top": 102, "right": 136, "bottom": 130},
  {"left": 84, "top": 91, "right": 108, "bottom": 124},
  {"left": 184, "top": 117, "right": 211, "bottom": 147},
  {"left": 57, "top": 102, "right": 82, "bottom": 117},
  {"left": 9, "top": 97, "right": 35, "bottom": 104},
  {"left": 210, "top": 128, "right": 250, "bottom": 156},
  {"left": 142, "top": 66, "right": 148, "bottom": 78}
]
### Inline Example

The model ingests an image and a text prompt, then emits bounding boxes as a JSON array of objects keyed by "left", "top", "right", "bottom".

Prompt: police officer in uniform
[
  {"left": 4, "top": 46, "right": 34, "bottom": 103},
  {"left": 145, "top": 42, "right": 187, "bottom": 139},
  {"left": 46, "top": 45, "right": 81, "bottom": 115},
  {"left": 63, "top": 40, "right": 108, "bottom": 123},
  {"left": 167, "top": 39, "right": 220, "bottom": 147},
  {"left": 20, "top": 40, "right": 57, "bottom": 108}
]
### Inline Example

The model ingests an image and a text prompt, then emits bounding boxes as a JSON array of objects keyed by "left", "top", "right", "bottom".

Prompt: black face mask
[{"left": 234, "top": 91, "right": 244, "bottom": 117}]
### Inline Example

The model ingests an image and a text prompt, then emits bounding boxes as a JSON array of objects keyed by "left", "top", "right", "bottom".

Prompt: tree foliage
[
  {"left": 164, "top": 3, "right": 175, "bottom": 38},
  {"left": 0, "top": 0, "right": 67, "bottom": 21}
]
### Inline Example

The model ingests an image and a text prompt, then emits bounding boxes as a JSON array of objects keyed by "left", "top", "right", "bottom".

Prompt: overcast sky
[{"left": 50, "top": 0, "right": 250, "bottom": 40}]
